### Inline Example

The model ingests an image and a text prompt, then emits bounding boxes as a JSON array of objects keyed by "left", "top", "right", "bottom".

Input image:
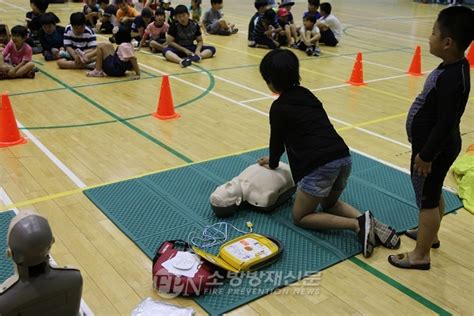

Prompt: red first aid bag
[{"left": 152, "top": 240, "right": 222, "bottom": 296}]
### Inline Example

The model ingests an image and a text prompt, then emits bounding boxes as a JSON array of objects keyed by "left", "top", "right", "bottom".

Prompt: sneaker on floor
[
  {"left": 374, "top": 220, "right": 400, "bottom": 249},
  {"left": 357, "top": 211, "right": 376, "bottom": 258},
  {"left": 58, "top": 50, "right": 70, "bottom": 59},
  {"left": 190, "top": 54, "right": 201, "bottom": 63},
  {"left": 231, "top": 28, "right": 239, "bottom": 34},
  {"left": 305, "top": 47, "right": 313, "bottom": 56},
  {"left": 85, "top": 62, "right": 96, "bottom": 70},
  {"left": 180, "top": 57, "right": 192, "bottom": 68},
  {"left": 86, "top": 69, "right": 106, "bottom": 77},
  {"left": 313, "top": 47, "right": 321, "bottom": 56},
  {"left": 290, "top": 43, "right": 299, "bottom": 49}
]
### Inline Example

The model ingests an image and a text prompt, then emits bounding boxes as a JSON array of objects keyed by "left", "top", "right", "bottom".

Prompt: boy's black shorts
[
  {"left": 411, "top": 138, "right": 461, "bottom": 209},
  {"left": 320, "top": 28, "right": 338, "bottom": 47}
]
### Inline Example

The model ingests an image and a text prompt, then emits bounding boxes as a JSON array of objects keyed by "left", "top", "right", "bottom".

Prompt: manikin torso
[{"left": 210, "top": 163, "right": 294, "bottom": 208}]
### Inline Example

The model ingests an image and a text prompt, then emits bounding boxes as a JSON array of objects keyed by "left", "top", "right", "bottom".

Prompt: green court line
[
  {"left": 37, "top": 67, "right": 194, "bottom": 163},
  {"left": 20, "top": 72, "right": 215, "bottom": 130},
  {"left": 350, "top": 257, "right": 452, "bottom": 316},
  {"left": 16, "top": 46, "right": 408, "bottom": 130}
]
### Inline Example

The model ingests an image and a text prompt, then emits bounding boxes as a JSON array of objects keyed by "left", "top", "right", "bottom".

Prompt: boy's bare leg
[
  {"left": 321, "top": 190, "right": 362, "bottom": 218},
  {"left": 14, "top": 61, "right": 35, "bottom": 77},
  {"left": 93, "top": 43, "right": 115, "bottom": 71},
  {"left": 57, "top": 59, "right": 84, "bottom": 69},
  {"left": 218, "top": 19, "right": 230, "bottom": 30},
  {"left": 290, "top": 24, "right": 298, "bottom": 43},
  {"left": 293, "top": 189, "right": 359, "bottom": 231},
  {"left": 165, "top": 50, "right": 184, "bottom": 64},
  {"left": 150, "top": 40, "right": 165, "bottom": 52},
  {"left": 200, "top": 48, "right": 214, "bottom": 59},
  {"left": 284, "top": 24, "right": 294, "bottom": 45},
  {"left": 406, "top": 196, "right": 443, "bottom": 243},
  {"left": 411, "top": 207, "right": 440, "bottom": 263}
]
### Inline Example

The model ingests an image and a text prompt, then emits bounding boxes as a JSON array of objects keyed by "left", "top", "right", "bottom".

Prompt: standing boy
[{"left": 389, "top": 6, "right": 473, "bottom": 270}]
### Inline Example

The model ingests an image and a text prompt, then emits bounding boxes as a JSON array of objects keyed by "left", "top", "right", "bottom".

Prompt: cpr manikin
[
  {"left": 0, "top": 212, "right": 83, "bottom": 316},
  {"left": 210, "top": 163, "right": 296, "bottom": 217}
]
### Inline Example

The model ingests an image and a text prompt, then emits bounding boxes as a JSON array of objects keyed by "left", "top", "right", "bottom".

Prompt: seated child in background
[
  {"left": 253, "top": 8, "right": 282, "bottom": 49},
  {"left": 139, "top": 8, "right": 168, "bottom": 52},
  {"left": 26, "top": 0, "right": 50, "bottom": 54},
  {"left": 297, "top": 14, "right": 321, "bottom": 56},
  {"left": 84, "top": 0, "right": 100, "bottom": 28},
  {"left": 84, "top": 25, "right": 140, "bottom": 78},
  {"left": 145, "top": 0, "right": 159, "bottom": 10},
  {"left": 316, "top": 2, "right": 341, "bottom": 47},
  {"left": 202, "top": 0, "right": 238, "bottom": 36},
  {"left": 248, "top": 0, "right": 269, "bottom": 47},
  {"left": 190, "top": 0, "right": 202, "bottom": 24},
  {"left": 57, "top": 12, "right": 97, "bottom": 69},
  {"left": 97, "top": 0, "right": 118, "bottom": 34},
  {"left": 278, "top": 0, "right": 298, "bottom": 47},
  {"left": 303, "top": 0, "right": 321, "bottom": 21},
  {"left": 116, "top": 0, "right": 140, "bottom": 26},
  {"left": 0, "top": 26, "right": 36, "bottom": 79},
  {"left": 163, "top": 5, "right": 216, "bottom": 67},
  {"left": 131, "top": 7, "right": 154, "bottom": 43},
  {"left": 0, "top": 25, "right": 10, "bottom": 53},
  {"left": 277, "top": 8, "right": 297, "bottom": 47},
  {"left": 133, "top": 0, "right": 146, "bottom": 12},
  {"left": 39, "top": 13, "right": 65, "bottom": 61},
  {"left": 161, "top": 0, "right": 175, "bottom": 25}
]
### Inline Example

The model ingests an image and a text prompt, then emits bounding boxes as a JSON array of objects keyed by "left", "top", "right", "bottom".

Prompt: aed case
[{"left": 193, "top": 233, "right": 283, "bottom": 272}]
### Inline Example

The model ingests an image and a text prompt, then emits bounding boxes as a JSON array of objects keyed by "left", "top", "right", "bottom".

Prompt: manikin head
[
  {"left": 7, "top": 212, "right": 54, "bottom": 269},
  {"left": 210, "top": 179, "right": 243, "bottom": 208}
]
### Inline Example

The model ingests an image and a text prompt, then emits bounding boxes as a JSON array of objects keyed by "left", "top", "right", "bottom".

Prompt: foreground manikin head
[
  {"left": 0, "top": 212, "right": 83, "bottom": 316},
  {"left": 210, "top": 163, "right": 295, "bottom": 217}
]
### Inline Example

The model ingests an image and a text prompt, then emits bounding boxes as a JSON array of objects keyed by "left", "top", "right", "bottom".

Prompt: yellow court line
[
  {"left": 336, "top": 112, "right": 407, "bottom": 132},
  {"left": 1, "top": 110, "right": 408, "bottom": 212},
  {"left": 363, "top": 85, "right": 414, "bottom": 102},
  {"left": 206, "top": 40, "right": 417, "bottom": 103},
  {"left": 0, "top": 145, "right": 267, "bottom": 213}
]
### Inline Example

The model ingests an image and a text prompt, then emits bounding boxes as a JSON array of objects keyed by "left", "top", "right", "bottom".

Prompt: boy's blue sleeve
[{"left": 419, "top": 75, "right": 465, "bottom": 162}]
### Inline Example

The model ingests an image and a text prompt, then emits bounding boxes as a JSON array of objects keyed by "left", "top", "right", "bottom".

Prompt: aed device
[{"left": 192, "top": 233, "right": 283, "bottom": 272}]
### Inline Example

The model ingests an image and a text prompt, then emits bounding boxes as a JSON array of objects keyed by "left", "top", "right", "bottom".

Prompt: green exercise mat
[
  {"left": 0, "top": 211, "right": 15, "bottom": 284},
  {"left": 84, "top": 149, "right": 462, "bottom": 315}
]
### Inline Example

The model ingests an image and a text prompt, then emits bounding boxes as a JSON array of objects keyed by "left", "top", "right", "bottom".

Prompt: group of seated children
[
  {"left": 1, "top": 0, "right": 244, "bottom": 80},
  {"left": 249, "top": 0, "right": 342, "bottom": 56}
]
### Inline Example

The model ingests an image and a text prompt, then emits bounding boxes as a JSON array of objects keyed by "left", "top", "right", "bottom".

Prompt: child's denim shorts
[{"left": 297, "top": 156, "right": 352, "bottom": 197}]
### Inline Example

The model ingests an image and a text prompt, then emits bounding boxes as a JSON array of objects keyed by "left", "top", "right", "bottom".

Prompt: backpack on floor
[{"left": 152, "top": 240, "right": 221, "bottom": 296}]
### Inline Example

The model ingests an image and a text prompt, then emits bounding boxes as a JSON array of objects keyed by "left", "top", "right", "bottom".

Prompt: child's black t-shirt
[
  {"left": 167, "top": 20, "right": 201, "bottom": 46},
  {"left": 406, "top": 58, "right": 470, "bottom": 161},
  {"left": 269, "top": 86, "right": 350, "bottom": 183}
]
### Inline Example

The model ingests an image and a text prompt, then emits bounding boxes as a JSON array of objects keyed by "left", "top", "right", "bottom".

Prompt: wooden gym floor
[{"left": 0, "top": 0, "right": 473, "bottom": 314}]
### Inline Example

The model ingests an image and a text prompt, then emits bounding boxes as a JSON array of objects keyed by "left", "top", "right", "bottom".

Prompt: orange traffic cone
[
  {"left": 407, "top": 46, "right": 422, "bottom": 76},
  {"left": 467, "top": 42, "right": 474, "bottom": 68},
  {"left": 153, "top": 75, "right": 180, "bottom": 120},
  {"left": 0, "top": 92, "right": 27, "bottom": 148},
  {"left": 347, "top": 52, "right": 365, "bottom": 86}
]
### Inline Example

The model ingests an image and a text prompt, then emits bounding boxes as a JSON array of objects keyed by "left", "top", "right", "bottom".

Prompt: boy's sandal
[
  {"left": 405, "top": 229, "right": 440, "bottom": 248},
  {"left": 388, "top": 253, "right": 430, "bottom": 270}
]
